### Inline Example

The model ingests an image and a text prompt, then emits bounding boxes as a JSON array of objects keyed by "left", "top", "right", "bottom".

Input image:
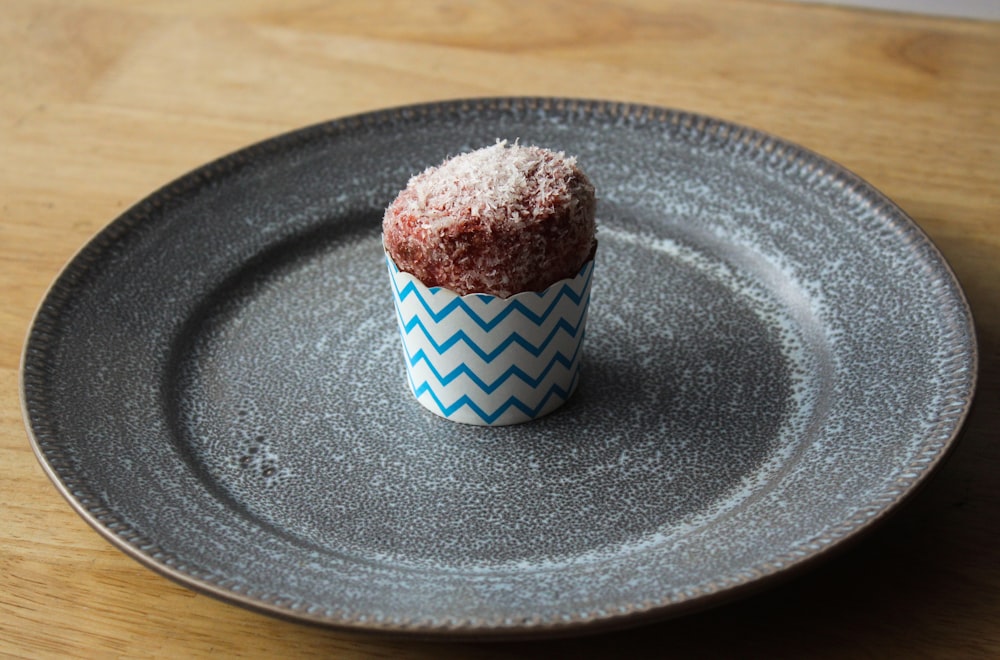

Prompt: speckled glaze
[{"left": 21, "top": 98, "right": 977, "bottom": 638}]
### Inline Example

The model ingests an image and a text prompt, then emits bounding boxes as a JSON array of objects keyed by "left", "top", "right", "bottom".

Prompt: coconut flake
[{"left": 383, "top": 141, "right": 596, "bottom": 297}]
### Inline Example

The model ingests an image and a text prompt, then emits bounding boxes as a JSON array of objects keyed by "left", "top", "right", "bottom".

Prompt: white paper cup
[{"left": 386, "top": 253, "right": 595, "bottom": 426}]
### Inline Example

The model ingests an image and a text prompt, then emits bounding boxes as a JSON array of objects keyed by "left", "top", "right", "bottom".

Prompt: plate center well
[{"left": 169, "top": 213, "right": 824, "bottom": 571}]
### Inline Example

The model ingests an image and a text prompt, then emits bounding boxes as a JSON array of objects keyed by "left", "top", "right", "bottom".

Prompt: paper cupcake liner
[{"left": 386, "top": 253, "right": 595, "bottom": 426}]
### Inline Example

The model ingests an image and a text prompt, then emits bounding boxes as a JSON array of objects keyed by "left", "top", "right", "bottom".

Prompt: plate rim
[{"left": 19, "top": 96, "right": 979, "bottom": 639}]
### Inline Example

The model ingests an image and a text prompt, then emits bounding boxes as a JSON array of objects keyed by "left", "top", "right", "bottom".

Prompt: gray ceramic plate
[{"left": 22, "top": 98, "right": 977, "bottom": 639}]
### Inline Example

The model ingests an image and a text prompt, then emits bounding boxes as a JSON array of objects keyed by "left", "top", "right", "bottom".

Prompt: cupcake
[{"left": 383, "top": 141, "right": 596, "bottom": 425}]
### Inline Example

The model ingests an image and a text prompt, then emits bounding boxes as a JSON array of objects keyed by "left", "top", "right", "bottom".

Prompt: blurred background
[{"left": 790, "top": 0, "right": 999, "bottom": 19}]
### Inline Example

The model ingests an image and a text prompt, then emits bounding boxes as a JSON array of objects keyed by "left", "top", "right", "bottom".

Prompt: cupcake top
[{"left": 382, "top": 141, "right": 596, "bottom": 298}]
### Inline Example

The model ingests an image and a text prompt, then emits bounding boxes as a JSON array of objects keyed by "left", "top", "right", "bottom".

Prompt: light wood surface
[{"left": 3, "top": 1, "right": 998, "bottom": 657}]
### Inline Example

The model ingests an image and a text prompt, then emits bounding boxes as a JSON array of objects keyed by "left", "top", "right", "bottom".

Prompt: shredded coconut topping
[
  {"left": 406, "top": 140, "right": 578, "bottom": 229},
  {"left": 383, "top": 141, "right": 596, "bottom": 298}
]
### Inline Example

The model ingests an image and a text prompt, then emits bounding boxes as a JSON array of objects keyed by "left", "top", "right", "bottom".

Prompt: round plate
[{"left": 21, "top": 98, "right": 977, "bottom": 638}]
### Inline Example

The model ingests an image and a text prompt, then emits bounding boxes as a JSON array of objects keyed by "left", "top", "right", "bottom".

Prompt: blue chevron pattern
[
  {"left": 393, "top": 308, "right": 586, "bottom": 363},
  {"left": 390, "top": 269, "right": 592, "bottom": 331},
  {"left": 406, "top": 367, "right": 581, "bottom": 425},
  {"left": 386, "top": 253, "right": 594, "bottom": 426},
  {"left": 401, "top": 332, "right": 584, "bottom": 394}
]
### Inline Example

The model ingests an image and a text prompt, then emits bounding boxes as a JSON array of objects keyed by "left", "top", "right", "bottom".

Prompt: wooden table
[{"left": 3, "top": 1, "right": 997, "bottom": 656}]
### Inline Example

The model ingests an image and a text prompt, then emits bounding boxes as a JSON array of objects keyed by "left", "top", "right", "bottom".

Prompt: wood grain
[{"left": 2, "top": 0, "right": 998, "bottom": 657}]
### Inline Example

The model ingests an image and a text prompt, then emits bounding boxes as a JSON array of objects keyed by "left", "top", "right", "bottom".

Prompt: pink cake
[{"left": 382, "top": 141, "right": 596, "bottom": 298}]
